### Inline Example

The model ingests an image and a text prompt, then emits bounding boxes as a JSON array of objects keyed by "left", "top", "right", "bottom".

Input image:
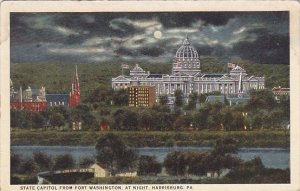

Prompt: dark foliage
[
  {"left": 138, "top": 155, "right": 162, "bottom": 176},
  {"left": 95, "top": 133, "right": 137, "bottom": 175},
  {"left": 53, "top": 154, "right": 75, "bottom": 170}
]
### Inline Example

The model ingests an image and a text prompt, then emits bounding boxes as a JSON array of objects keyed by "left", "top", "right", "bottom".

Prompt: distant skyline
[{"left": 11, "top": 12, "right": 289, "bottom": 65}]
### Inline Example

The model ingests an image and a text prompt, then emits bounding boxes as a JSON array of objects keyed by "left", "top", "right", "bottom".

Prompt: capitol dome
[
  {"left": 175, "top": 36, "right": 199, "bottom": 60},
  {"left": 172, "top": 35, "right": 201, "bottom": 75}
]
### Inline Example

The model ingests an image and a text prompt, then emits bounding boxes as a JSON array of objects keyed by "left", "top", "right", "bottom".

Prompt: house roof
[
  {"left": 46, "top": 94, "right": 69, "bottom": 102},
  {"left": 92, "top": 163, "right": 108, "bottom": 169},
  {"left": 112, "top": 75, "right": 131, "bottom": 81}
]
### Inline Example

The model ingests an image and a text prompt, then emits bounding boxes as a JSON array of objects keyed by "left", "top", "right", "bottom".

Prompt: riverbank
[{"left": 11, "top": 129, "right": 289, "bottom": 148}]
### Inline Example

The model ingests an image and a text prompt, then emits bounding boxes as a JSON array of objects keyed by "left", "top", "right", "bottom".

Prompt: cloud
[
  {"left": 233, "top": 26, "right": 246, "bottom": 35},
  {"left": 10, "top": 12, "right": 289, "bottom": 64},
  {"left": 139, "top": 46, "right": 166, "bottom": 57},
  {"left": 109, "top": 18, "right": 142, "bottom": 34},
  {"left": 232, "top": 31, "right": 289, "bottom": 64}
]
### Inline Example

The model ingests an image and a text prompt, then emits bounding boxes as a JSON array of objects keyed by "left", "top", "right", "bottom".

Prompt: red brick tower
[{"left": 69, "top": 65, "right": 80, "bottom": 107}]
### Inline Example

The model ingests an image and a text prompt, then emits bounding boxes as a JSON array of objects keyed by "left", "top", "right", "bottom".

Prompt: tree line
[
  {"left": 11, "top": 133, "right": 290, "bottom": 184},
  {"left": 11, "top": 89, "right": 289, "bottom": 131}
]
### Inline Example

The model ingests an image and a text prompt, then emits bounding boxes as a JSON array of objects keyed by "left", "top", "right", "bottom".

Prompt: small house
[
  {"left": 116, "top": 171, "right": 137, "bottom": 177},
  {"left": 99, "top": 121, "right": 110, "bottom": 131},
  {"left": 89, "top": 163, "right": 110, "bottom": 177}
]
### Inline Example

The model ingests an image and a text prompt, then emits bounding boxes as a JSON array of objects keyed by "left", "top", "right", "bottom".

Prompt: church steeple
[{"left": 69, "top": 65, "right": 80, "bottom": 107}]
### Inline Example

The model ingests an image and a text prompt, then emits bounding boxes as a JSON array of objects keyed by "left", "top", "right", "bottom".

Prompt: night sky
[{"left": 10, "top": 12, "right": 289, "bottom": 64}]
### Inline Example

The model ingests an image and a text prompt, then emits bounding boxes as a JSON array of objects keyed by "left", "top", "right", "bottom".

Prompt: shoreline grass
[{"left": 11, "top": 128, "right": 290, "bottom": 148}]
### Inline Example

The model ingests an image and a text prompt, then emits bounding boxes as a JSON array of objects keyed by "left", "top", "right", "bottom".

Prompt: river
[{"left": 11, "top": 146, "right": 290, "bottom": 169}]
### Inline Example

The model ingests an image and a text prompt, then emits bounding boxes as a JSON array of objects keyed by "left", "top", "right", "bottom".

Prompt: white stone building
[{"left": 112, "top": 36, "right": 265, "bottom": 102}]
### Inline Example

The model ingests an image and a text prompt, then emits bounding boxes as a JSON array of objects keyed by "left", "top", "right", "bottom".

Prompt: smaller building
[
  {"left": 272, "top": 86, "right": 289, "bottom": 103},
  {"left": 72, "top": 121, "right": 82, "bottom": 130},
  {"left": 89, "top": 163, "right": 110, "bottom": 177},
  {"left": 115, "top": 171, "right": 137, "bottom": 177},
  {"left": 128, "top": 86, "right": 156, "bottom": 107},
  {"left": 46, "top": 94, "right": 69, "bottom": 107},
  {"left": 272, "top": 86, "right": 290, "bottom": 96},
  {"left": 99, "top": 121, "right": 110, "bottom": 131},
  {"left": 10, "top": 84, "right": 47, "bottom": 112}
]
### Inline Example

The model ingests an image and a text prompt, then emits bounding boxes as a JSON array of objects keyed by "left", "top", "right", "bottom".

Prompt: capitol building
[{"left": 112, "top": 36, "right": 265, "bottom": 102}]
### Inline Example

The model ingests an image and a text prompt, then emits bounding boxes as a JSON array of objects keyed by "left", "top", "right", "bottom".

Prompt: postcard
[{"left": 1, "top": 1, "right": 300, "bottom": 191}]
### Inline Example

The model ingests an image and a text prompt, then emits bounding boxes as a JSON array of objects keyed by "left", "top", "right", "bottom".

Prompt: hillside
[{"left": 10, "top": 58, "right": 289, "bottom": 101}]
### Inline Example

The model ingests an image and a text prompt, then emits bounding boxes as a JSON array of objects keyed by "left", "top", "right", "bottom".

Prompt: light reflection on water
[{"left": 11, "top": 146, "right": 290, "bottom": 169}]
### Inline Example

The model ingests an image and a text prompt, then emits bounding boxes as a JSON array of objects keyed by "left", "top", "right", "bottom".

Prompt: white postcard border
[{"left": 1, "top": 1, "right": 299, "bottom": 191}]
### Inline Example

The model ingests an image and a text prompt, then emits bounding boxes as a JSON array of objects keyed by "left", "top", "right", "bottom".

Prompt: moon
[{"left": 153, "top": 31, "right": 162, "bottom": 39}]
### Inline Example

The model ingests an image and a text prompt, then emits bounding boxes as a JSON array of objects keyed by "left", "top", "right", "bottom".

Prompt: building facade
[
  {"left": 10, "top": 82, "right": 48, "bottom": 111},
  {"left": 10, "top": 66, "right": 80, "bottom": 110},
  {"left": 272, "top": 86, "right": 290, "bottom": 96},
  {"left": 128, "top": 86, "right": 156, "bottom": 107},
  {"left": 46, "top": 94, "right": 69, "bottom": 107},
  {"left": 112, "top": 36, "right": 265, "bottom": 101}
]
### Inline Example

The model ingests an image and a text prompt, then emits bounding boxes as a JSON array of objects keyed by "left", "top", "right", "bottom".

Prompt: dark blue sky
[{"left": 11, "top": 12, "right": 289, "bottom": 64}]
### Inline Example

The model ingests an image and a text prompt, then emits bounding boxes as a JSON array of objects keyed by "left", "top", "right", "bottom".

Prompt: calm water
[{"left": 11, "top": 146, "right": 290, "bottom": 169}]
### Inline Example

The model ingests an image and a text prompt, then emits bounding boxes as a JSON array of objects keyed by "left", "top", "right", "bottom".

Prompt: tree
[
  {"left": 79, "top": 157, "right": 95, "bottom": 168},
  {"left": 208, "top": 138, "right": 240, "bottom": 176},
  {"left": 11, "top": 110, "right": 24, "bottom": 128},
  {"left": 138, "top": 109, "right": 156, "bottom": 130},
  {"left": 251, "top": 114, "right": 263, "bottom": 129},
  {"left": 84, "top": 86, "right": 113, "bottom": 104},
  {"left": 174, "top": 89, "right": 184, "bottom": 107},
  {"left": 163, "top": 151, "right": 187, "bottom": 176},
  {"left": 186, "top": 152, "right": 209, "bottom": 176},
  {"left": 49, "top": 113, "right": 65, "bottom": 127},
  {"left": 20, "top": 158, "right": 39, "bottom": 174},
  {"left": 11, "top": 153, "right": 22, "bottom": 173},
  {"left": 138, "top": 155, "right": 162, "bottom": 176},
  {"left": 231, "top": 112, "right": 245, "bottom": 130},
  {"left": 69, "top": 104, "right": 98, "bottom": 130},
  {"left": 113, "top": 89, "right": 128, "bottom": 106},
  {"left": 159, "top": 95, "right": 168, "bottom": 105},
  {"left": 112, "top": 109, "right": 125, "bottom": 130},
  {"left": 117, "top": 149, "right": 138, "bottom": 172},
  {"left": 158, "top": 112, "right": 174, "bottom": 131},
  {"left": 220, "top": 106, "right": 234, "bottom": 130},
  {"left": 51, "top": 106, "right": 70, "bottom": 120},
  {"left": 31, "top": 112, "right": 46, "bottom": 128},
  {"left": 112, "top": 109, "right": 139, "bottom": 130},
  {"left": 247, "top": 89, "right": 275, "bottom": 110},
  {"left": 33, "top": 151, "right": 53, "bottom": 171},
  {"left": 186, "top": 92, "right": 198, "bottom": 110},
  {"left": 81, "top": 113, "right": 98, "bottom": 130},
  {"left": 225, "top": 157, "right": 265, "bottom": 183},
  {"left": 95, "top": 133, "right": 137, "bottom": 175},
  {"left": 122, "top": 110, "right": 138, "bottom": 130},
  {"left": 206, "top": 102, "right": 223, "bottom": 129},
  {"left": 212, "top": 138, "right": 238, "bottom": 157},
  {"left": 10, "top": 110, "right": 31, "bottom": 128},
  {"left": 53, "top": 154, "right": 75, "bottom": 170},
  {"left": 193, "top": 103, "right": 211, "bottom": 129}
]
